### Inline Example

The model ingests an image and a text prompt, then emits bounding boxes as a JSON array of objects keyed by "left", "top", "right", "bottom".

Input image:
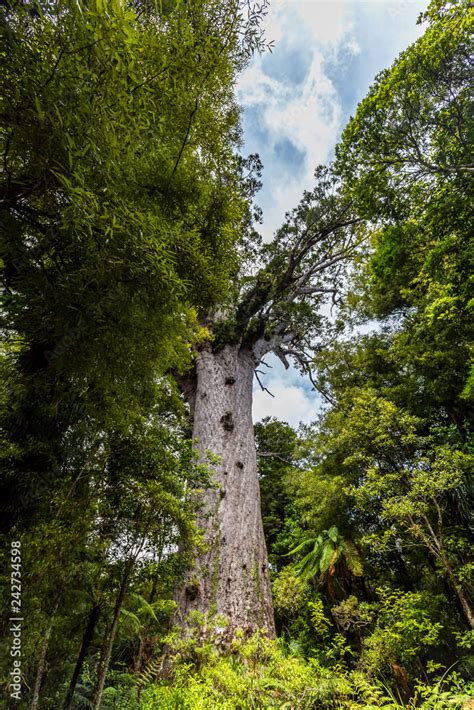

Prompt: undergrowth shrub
[{"left": 135, "top": 631, "right": 473, "bottom": 709}]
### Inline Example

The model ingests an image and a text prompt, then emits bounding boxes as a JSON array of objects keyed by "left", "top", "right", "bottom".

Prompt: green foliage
[
  {"left": 359, "top": 589, "right": 444, "bottom": 675},
  {"left": 0, "top": 1, "right": 268, "bottom": 703},
  {"left": 2, "top": 0, "right": 247, "bottom": 370},
  {"left": 0, "top": 0, "right": 265, "bottom": 533},
  {"left": 334, "top": 0, "right": 473, "bottom": 424},
  {"left": 288, "top": 526, "right": 363, "bottom": 584},
  {"left": 336, "top": 0, "right": 472, "bottom": 221},
  {"left": 331, "top": 596, "right": 374, "bottom": 635},
  {"left": 272, "top": 566, "right": 311, "bottom": 621},
  {"left": 0, "top": 400, "right": 208, "bottom": 705},
  {"left": 254, "top": 8, "right": 472, "bottom": 697},
  {"left": 138, "top": 633, "right": 473, "bottom": 709},
  {"left": 308, "top": 599, "right": 332, "bottom": 640},
  {"left": 255, "top": 417, "right": 302, "bottom": 567}
]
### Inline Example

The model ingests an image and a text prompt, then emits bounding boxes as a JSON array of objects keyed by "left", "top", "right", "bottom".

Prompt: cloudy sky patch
[
  {"left": 253, "top": 354, "right": 324, "bottom": 428},
  {"left": 242, "top": 0, "right": 428, "bottom": 425}
]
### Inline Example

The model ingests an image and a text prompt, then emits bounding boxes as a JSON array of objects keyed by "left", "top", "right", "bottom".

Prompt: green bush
[{"left": 136, "top": 632, "right": 473, "bottom": 709}]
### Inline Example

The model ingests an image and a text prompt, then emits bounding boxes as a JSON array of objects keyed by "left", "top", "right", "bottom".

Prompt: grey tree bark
[{"left": 174, "top": 342, "right": 275, "bottom": 638}]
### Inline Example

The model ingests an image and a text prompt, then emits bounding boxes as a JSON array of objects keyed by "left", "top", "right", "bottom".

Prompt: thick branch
[{"left": 236, "top": 209, "right": 363, "bottom": 337}]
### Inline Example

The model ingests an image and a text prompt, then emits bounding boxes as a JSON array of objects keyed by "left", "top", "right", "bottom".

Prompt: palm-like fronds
[{"left": 288, "top": 527, "right": 363, "bottom": 584}]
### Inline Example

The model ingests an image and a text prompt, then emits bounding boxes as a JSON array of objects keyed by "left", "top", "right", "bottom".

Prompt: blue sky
[{"left": 240, "top": 0, "right": 428, "bottom": 427}]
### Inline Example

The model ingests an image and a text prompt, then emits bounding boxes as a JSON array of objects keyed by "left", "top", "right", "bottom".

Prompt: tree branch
[
  {"left": 254, "top": 369, "right": 274, "bottom": 397},
  {"left": 277, "top": 346, "right": 337, "bottom": 406},
  {"left": 256, "top": 452, "right": 295, "bottom": 465},
  {"left": 170, "top": 95, "right": 199, "bottom": 179}
]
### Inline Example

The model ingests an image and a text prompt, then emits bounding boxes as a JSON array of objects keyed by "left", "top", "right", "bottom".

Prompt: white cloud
[
  {"left": 252, "top": 355, "right": 322, "bottom": 427},
  {"left": 239, "top": 51, "right": 340, "bottom": 172},
  {"left": 265, "top": 49, "right": 340, "bottom": 165},
  {"left": 253, "top": 379, "right": 318, "bottom": 427},
  {"left": 237, "top": 2, "right": 356, "bottom": 240},
  {"left": 294, "top": 1, "right": 352, "bottom": 47},
  {"left": 265, "top": 1, "right": 353, "bottom": 49},
  {"left": 346, "top": 38, "right": 361, "bottom": 55},
  {"left": 237, "top": 0, "right": 426, "bottom": 241}
]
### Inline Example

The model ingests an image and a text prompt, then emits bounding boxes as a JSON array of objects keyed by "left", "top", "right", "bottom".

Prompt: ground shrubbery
[{"left": 101, "top": 626, "right": 473, "bottom": 709}]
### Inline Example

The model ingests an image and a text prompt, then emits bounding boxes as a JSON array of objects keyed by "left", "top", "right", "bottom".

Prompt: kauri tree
[{"left": 173, "top": 166, "right": 364, "bottom": 637}]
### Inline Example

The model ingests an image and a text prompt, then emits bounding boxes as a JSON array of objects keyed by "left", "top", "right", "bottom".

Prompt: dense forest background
[{"left": 1, "top": 0, "right": 472, "bottom": 708}]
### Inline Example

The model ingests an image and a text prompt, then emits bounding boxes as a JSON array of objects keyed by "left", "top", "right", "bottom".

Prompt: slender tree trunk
[
  {"left": 175, "top": 343, "right": 275, "bottom": 638},
  {"left": 133, "top": 634, "right": 146, "bottom": 674},
  {"left": 420, "top": 515, "right": 474, "bottom": 629},
  {"left": 456, "top": 588, "right": 474, "bottom": 629},
  {"left": 133, "top": 573, "right": 159, "bottom": 673},
  {"left": 30, "top": 597, "right": 60, "bottom": 710},
  {"left": 443, "top": 561, "right": 474, "bottom": 629},
  {"left": 92, "top": 566, "right": 131, "bottom": 709},
  {"left": 63, "top": 603, "right": 101, "bottom": 709}
]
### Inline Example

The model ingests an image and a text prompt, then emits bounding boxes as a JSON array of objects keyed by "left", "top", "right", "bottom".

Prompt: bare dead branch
[{"left": 254, "top": 369, "right": 274, "bottom": 397}]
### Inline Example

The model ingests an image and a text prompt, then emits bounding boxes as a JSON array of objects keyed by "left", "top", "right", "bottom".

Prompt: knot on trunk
[
  {"left": 235, "top": 461, "right": 244, "bottom": 469},
  {"left": 225, "top": 376, "right": 236, "bottom": 385},
  {"left": 185, "top": 579, "right": 200, "bottom": 601},
  {"left": 220, "top": 412, "right": 234, "bottom": 432}
]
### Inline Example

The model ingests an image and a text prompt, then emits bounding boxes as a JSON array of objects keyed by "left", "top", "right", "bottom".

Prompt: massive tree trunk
[{"left": 175, "top": 342, "right": 275, "bottom": 638}]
